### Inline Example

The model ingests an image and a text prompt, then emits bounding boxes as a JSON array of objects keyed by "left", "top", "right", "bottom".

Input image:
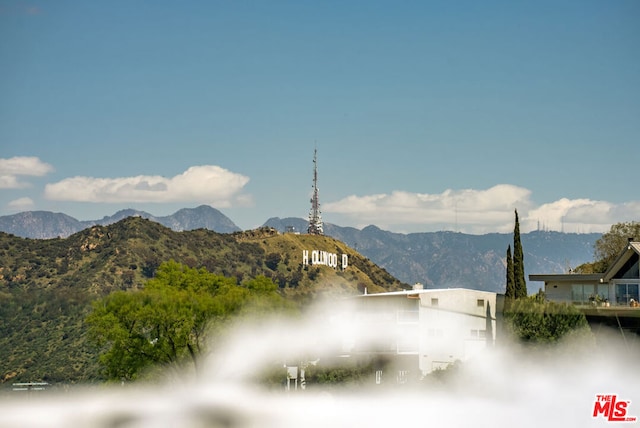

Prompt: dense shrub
[{"left": 504, "top": 296, "right": 592, "bottom": 343}]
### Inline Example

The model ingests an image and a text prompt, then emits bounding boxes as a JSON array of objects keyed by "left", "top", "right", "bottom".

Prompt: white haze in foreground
[{"left": 1, "top": 300, "right": 638, "bottom": 428}]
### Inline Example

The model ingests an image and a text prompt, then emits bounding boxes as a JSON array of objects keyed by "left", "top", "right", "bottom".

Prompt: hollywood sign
[{"left": 302, "top": 250, "right": 348, "bottom": 270}]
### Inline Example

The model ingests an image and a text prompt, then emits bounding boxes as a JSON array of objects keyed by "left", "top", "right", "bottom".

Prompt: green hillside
[{"left": 0, "top": 217, "right": 406, "bottom": 385}]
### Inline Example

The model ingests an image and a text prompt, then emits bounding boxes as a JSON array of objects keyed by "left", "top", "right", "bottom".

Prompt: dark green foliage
[
  {"left": 575, "top": 221, "right": 640, "bottom": 273},
  {"left": 595, "top": 221, "right": 640, "bottom": 268},
  {"left": 0, "top": 287, "right": 97, "bottom": 384},
  {"left": 504, "top": 296, "right": 591, "bottom": 343},
  {"left": 307, "top": 267, "right": 320, "bottom": 281},
  {"left": 141, "top": 254, "right": 160, "bottom": 278},
  {"left": 513, "top": 210, "right": 528, "bottom": 299},
  {"left": 303, "top": 358, "right": 382, "bottom": 389},
  {"left": 257, "top": 360, "right": 377, "bottom": 390},
  {"left": 426, "top": 360, "right": 462, "bottom": 384},
  {"left": 289, "top": 268, "right": 303, "bottom": 287},
  {"left": 573, "top": 259, "right": 609, "bottom": 274},
  {"left": 265, "top": 252, "right": 282, "bottom": 270},
  {"left": 505, "top": 245, "right": 515, "bottom": 299},
  {"left": 310, "top": 366, "right": 372, "bottom": 386},
  {"left": 86, "top": 261, "right": 293, "bottom": 381}
]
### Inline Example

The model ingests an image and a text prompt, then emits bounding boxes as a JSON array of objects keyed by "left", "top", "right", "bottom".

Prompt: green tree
[
  {"left": 505, "top": 245, "right": 515, "bottom": 299},
  {"left": 513, "top": 209, "right": 527, "bottom": 299},
  {"left": 265, "top": 252, "right": 282, "bottom": 270},
  {"left": 242, "top": 274, "right": 296, "bottom": 315},
  {"left": 87, "top": 261, "right": 292, "bottom": 381},
  {"left": 575, "top": 221, "right": 640, "bottom": 273},
  {"left": 504, "top": 296, "right": 591, "bottom": 344}
]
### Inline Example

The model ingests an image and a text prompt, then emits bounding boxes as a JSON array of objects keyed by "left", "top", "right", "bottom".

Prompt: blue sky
[{"left": 1, "top": 0, "right": 638, "bottom": 234}]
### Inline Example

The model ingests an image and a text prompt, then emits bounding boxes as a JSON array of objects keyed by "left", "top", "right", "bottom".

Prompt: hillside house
[
  {"left": 337, "top": 286, "right": 498, "bottom": 383},
  {"left": 529, "top": 241, "right": 640, "bottom": 307},
  {"left": 529, "top": 241, "right": 640, "bottom": 337}
]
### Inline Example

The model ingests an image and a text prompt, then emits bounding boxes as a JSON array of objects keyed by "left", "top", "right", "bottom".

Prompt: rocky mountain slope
[
  {"left": 0, "top": 209, "right": 601, "bottom": 294},
  {"left": 0, "top": 217, "right": 404, "bottom": 384},
  {"left": 264, "top": 217, "right": 600, "bottom": 293}
]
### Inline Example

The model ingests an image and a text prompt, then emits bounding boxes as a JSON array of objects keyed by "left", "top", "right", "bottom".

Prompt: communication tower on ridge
[{"left": 307, "top": 148, "right": 324, "bottom": 235}]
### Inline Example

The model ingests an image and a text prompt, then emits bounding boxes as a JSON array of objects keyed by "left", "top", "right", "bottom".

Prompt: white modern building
[
  {"left": 416, "top": 288, "right": 496, "bottom": 373},
  {"left": 338, "top": 286, "right": 497, "bottom": 381}
]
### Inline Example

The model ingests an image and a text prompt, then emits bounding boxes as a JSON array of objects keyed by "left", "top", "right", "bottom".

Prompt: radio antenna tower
[{"left": 307, "top": 148, "right": 324, "bottom": 235}]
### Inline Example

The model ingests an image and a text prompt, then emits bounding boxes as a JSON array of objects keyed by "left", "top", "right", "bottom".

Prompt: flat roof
[
  {"left": 356, "top": 288, "right": 497, "bottom": 298},
  {"left": 529, "top": 273, "right": 602, "bottom": 282}
]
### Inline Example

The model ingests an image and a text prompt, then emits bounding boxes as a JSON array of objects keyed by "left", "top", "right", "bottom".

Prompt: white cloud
[
  {"left": 44, "top": 165, "right": 251, "bottom": 206},
  {"left": 324, "top": 184, "right": 532, "bottom": 233},
  {"left": 0, "top": 156, "right": 54, "bottom": 189},
  {"left": 0, "top": 175, "right": 24, "bottom": 189},
  {"left": 7, "top": 197, "right": 34, "bottom": 210},
  {"left": 324, "top": 185, "right": 640, "bottom": 234},
  {"left": 529, "top": 199, "right": 640, "bottom": 234}
]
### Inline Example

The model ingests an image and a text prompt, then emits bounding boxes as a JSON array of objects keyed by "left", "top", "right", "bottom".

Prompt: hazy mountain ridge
[
  {"left": 0, "top": 205, "right": 241, "bottom": 239},
  {"left": 0, "top": 210, "right": 600, "bottom": 294},
  {"left": 0, "top": 211, "right": 84, "bottom": 239},
  {"left": 264, "top": 217, "right": 600, "bottom": 293}
]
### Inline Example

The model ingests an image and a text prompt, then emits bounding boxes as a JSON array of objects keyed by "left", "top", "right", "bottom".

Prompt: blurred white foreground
[{"left": 1, "top": 301, "right": 638, "bottom": 428}]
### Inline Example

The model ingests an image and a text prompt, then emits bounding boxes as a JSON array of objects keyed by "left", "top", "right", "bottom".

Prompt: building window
[
  {"left": 428, "top": 328, "right": 443, "bottom": 337},
  {"left": 571, "top": 284, "right": 581, "bottom": 303},
  {"left": 476, "top": 299, "right": 484, "bottom": 308},
  {"left": 470, "top": 329, "right": 486, "bottom": 339},
  {"left": 616, "top": 283, "right": 640, "bottom": 305},
  {"left": 397, "top": 370, "right": 409, "bottom": 384},
  {"left": 375, "top": 370, "right": 382, "bottom": 385},
  {"left": 596, "top": 284, "right": 609, "bottom": 302},
  {"left": 572, "top": 283, "right": 595, "bottom": 304},
  {"left": 431, "top": 298, "right": 439, "bottom": 306}
]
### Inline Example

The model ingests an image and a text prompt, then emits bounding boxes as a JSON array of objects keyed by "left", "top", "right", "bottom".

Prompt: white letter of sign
[
  {"left": 302, "top": 250, "right": 309, "bottom": 266},
  {"left": 342, "top": 254, "right": 348, "bottom": 270},
  {"left": 329, "top": 253, "right": 337, "bottom": 268}
]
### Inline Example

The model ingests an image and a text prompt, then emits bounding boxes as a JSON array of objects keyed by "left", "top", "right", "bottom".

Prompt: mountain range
[
  {"left": 0, "top": 205, "right": 240, "bottom": 239},
  {"left": 0, "top": 206, "right": 601, "bottom": 293}
]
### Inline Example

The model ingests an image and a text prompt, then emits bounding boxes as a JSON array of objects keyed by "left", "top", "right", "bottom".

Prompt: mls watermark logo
[{"left": 593, "top": 395, "right": 637, "bottom": 422}]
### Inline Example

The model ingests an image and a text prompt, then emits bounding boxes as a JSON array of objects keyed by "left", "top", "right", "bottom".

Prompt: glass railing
[{"left": 572, "top": 300, "right": 640, "bottom": 308}]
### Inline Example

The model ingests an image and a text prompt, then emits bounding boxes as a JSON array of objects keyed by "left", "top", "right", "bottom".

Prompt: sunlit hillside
[{"left": 0, "top": 217, "right": 406, "bottom": 385}]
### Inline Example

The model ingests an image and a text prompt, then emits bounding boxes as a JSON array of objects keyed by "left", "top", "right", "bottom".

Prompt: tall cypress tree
[
  {"left": 505, "top": 244, "right": 515, "bottom": 299},
  {"left": 513, "top": 209, "right": 528, "bottom": 299}
]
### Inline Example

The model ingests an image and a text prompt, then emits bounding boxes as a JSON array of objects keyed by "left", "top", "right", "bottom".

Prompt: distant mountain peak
[{"left": 0, "top": 206, "right": 240, "bottom": 239}]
